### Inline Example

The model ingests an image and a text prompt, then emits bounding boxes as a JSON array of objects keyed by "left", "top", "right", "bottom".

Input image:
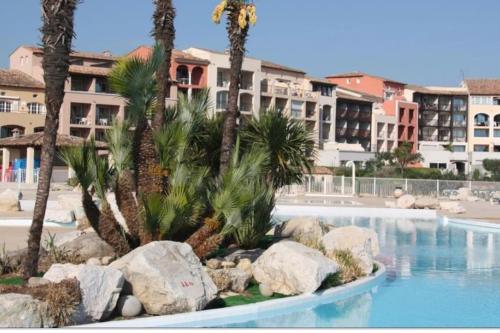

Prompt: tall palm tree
[
  {"left": 23, "top": 0, "right": 79, "bottom": 279},
  {"left": 212, "top": 0, "right": 257, "bottom": 173},
  {"left": 152, "top": 0, "right": 176, "bottom": 130}
]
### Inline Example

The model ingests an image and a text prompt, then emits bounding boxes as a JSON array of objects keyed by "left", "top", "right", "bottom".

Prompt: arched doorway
[{"left": 191, "top": 66, "right": 203, "bottom": 86}]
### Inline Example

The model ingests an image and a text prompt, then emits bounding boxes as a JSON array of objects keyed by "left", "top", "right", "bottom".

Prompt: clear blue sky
[{"left": 2, "top": 0, "right": 500, "bottom": 86}]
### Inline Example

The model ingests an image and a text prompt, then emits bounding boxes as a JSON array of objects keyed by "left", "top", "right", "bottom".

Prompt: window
[
  {"left": 452, "top": 128, "right": 466, "bottom": 141},
  {"left": 346, "top": 79, "right": 351, "bottom": 84},
  {"left": 216, "top": 91, "right": 228, "bottom": 110},
  {"left": 451, "top": 145, "right": 466, "bottom": 152},
  {"left": 474, "top": 129, "right": 489, "bottom": 137},
  {"left": 217, "top": 69, "right": 229, "bottom": 88},
  {"left": 474, "top": 145, "right": 489, "bottom": 152},
  {"left": 291, "top": 100, "right": 303, "bottom": 118},
  {"left": 452, "top": 114, "right": 466, "bottom": 127},
  {"left": 384, "top": 90, "right": 395, "bottom": 101},
  {"left": 474, "top": 113, "right": 490, "bottom": 126},
  {"left": 0, "top": 100, "right": 12, "bottom": 112},
  {"left": 472, "top": 96, "right": 493, "bottom": 105},
  {"left": 356, "top": 79, "right": 361, "bottom": 84},
  {"left": 27, "top": 103, "right": 44, "bottom": 114},
  {"left": 452, "top": 97, "right": 467, "bottom": 111},
  {"left": 95, "top": 78, "right": 110, "bottom": 93}
]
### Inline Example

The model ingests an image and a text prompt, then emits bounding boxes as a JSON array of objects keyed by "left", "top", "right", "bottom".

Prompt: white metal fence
[{"left": 280, "top": 176, "right": 500, "bottom": 200}]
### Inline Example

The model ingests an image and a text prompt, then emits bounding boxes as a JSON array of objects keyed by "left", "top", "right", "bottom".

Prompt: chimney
[{"left": 102, "top": 50, "right": 112, "bottom": 56}]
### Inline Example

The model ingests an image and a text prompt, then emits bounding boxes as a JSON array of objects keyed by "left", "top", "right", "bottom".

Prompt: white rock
[
  {"left": 385, "top": 201, "right": 396, "bottom": 208},
  {"left": 252, "top": 240, "right": 338, "bottom": 295},
  {"left": 259, "top": 284, "right": 273, "bottom": 297},
  {"left": 321, "top": 226, "right": 377, "bottom": 275},
  {"left": 207, "top": 268, "right": 252, "bottom": 293},
  {"left": 44, "top": 209, "right": 75, "bottom": 224},
  {"left": 58, "top": 232, "right": 115, "bottom": 262},
  {"left": 236, "top": 258, "right": 253, "bottom": 276},
  {"left": 221, "top": 261, "right": 236, "bottom": 269},
  {"left": 101, "top": 256, "right": 114, "bottom": 266},
  {"left": 57, "top": 194, "right": 87, "bottom": 226},
  {"left": 274, "top": 217, "right": 331, "bottom": 247},
  {"left": 394, "top": 188, "right": 405, "bottom": 198},
  {"left": 28, "top": 277, "right": 50, "bottom": 287},
  {"left": 206, "top": 258, "right": 222, "bottom": 270},
  {"left": 0, "top": 294, "right": 54, "bottom": 328},
  {"left": 0, "top": 189, "right": 20, "bottom": 212},
  {"left": 466, "top": 196, "right": 480, "bottom": 202},
  {"left": 396, "top": 194, "right": 416, "bottom": 209},
  {"left": 86, "top": 258, "right": 101, "bottom": 266},
  {"left": 116, "top": 295, "right": 142, "bottom": 318},
  {"left": 43, "top": 264, "right": 124, "bottom": 323},
  {"left": 110, "top": 241, "right": 217, "bottom": 315},
  {"left": 440, "top": 201, "right": 466, "bottom": 214},
  {"left": 415, "top": 197, "right": 440, "bottom": 210}
]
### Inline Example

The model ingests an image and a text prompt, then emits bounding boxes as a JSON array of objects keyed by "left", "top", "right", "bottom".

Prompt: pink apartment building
[{"left": 327, "top": 72, "right": 419, "bottom": 152}]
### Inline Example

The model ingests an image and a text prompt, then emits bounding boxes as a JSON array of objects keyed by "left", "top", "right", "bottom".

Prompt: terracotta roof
[
  {"left": 464, "top": 79, "right": 500, "bottom": 95},
  {"left": 21, "top": 45, "right": 119, "bottom": 61},
  {"left": 406, "top": 84, "right": 468, "bottom": 96},
  {"left": 69, "top": 65, "right": 111, "bottom": 77},
  {"left": 326, "top": 71, "right": 406, "bottom": 85},
  {"left": 261, "top": 60, "right": 306, "bottom": 75},
  {"left": 0, "top": 133, "right": 107, "bottom": 149},
  {"left": 127, "top": 46, "right": 209, "bottom": 64},
  {"left": 0, "top": 69, "right": 44, "bottom": 89}
]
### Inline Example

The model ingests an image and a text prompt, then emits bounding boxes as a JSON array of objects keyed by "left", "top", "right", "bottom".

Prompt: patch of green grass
[
  {"left": 0, "top": 276, "right": 24, "bottom": 286},
  {"left": 319, "top": 272, "right": 343, "bottom": 290},
  {"left": 206, "top": 281, "right": 286, "bottom": 309}
]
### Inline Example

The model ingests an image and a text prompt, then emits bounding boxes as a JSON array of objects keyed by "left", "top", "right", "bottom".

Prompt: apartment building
[
  {"left": 463, "top": 79, "right": 500, "bottom": 169},
  {"left": 326, "top": 71, "right": 419, "bottom": 153},
  {"left": 0, "top": 69, "right": 46, "bottom": 138},
  {"left": 184, "top": 47, "right": 261, "bottom": 123},
  {"left": 404, "top": 85, "right": 469, "bottom": 173},
  {"left": 127, "top": 46, "right": 209, "bottom": 100}
]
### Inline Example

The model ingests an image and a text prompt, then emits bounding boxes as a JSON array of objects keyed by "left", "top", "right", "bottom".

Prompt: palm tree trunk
[
  {"left": 82, "top": 191, "right": 100, "bottom": 230},
  {"left": 115, "top": 171, "right": 140, "bottom": 246},
  {"left": 219, "top": 7, "right": 249, "bottom": 173},
  {"left": 133, "top": 119, "right": 163, "bottom": 196},
  {"left": 23, "top": 0, "right": 78, "bottom": 279},
  {"left": 185, "top": 217, "right": 220, "bottom": 250},
  {"left": 193, "top": 234, "right": 224, "bottom": 260},
  {"left": 97, "top": 202, "right": 131, "bottom": 257},
  {"left": 152, "top": 0, "right": 176, "bottom": 131}
]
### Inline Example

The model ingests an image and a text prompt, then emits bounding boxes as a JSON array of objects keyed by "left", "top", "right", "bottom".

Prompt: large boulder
[
  {"left": 57, "top": 194, "right": 89, "bottom": 228},
  {"left": 0, "top": 294, "right": 54, "bottom": 328},
  {"left": 252, "top": 240, "right": 338, "bottom": 295},
  {"left": 456, "top": 187, "right": 472, "bottom": 201},
  {"left": 440, "top": 201, "right": 466, "bottom": 214},
  {"left": 44, "top": 209, "right": 75, "bottom": 224},
  {"left": 274, "top": 217, "right": 332, "bottom": 248},
  {"left": 415, "top": 197, "right": 440, "bottom": 210},
  {"left": 110, "top": 241, "right": 217, "bottom": 315},
  {"left": 396, "top": 194, "right": 416, "bottom": 209},
  {"left": 321, "top": 226, "right": 378, "bottom": 275},
  {"left": 0, "top": 189, "right": 20, "bottom": 212},
  {"left": 43, "top": 264, "right": 124, "bottom": 323},
  {"left": 57, "top": 232, "right": 115, "bottom": 262}
]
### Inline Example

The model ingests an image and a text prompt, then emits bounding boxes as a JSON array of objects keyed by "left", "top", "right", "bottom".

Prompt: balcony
[
  {"left": 336, "top": 105, "right": 348, "bottom": 118},
  {"left": 358, "top": 129, "right": 370, "bottom": 138},
  {"left": 274, "top": 86, "right": 289, "bottom": 96},
  {"left": 422, "top": 119, "right": 438, "bottom": 126},
  {"left": 240, "top": 103, "right": 253, "bottom": 113},
  {"left": 95, "top": 105, "right": 119, "bottom": 126},
  {"left": 70, "top": 103, "right": 91, "bottom": 126},
  {"left": 453, "top": 120, "right": 467, "bottom": 127},
  {"left": 422, "top": 101, "right": 438, "bottom": 111},
  {"left": 421, "top": 135, "right": 439, "bottom": 141},
  {"left": 474, "top": 121, "right": 489, "bottom": 127},
  {"left": 346, "top": 128, "right": 359, "bottom": 137},
  {"left": 438, "top": 118, "right": 451, "bottom": 127},
  {"left": 439, "top": 99, "right": 451, "bottom": 112}
]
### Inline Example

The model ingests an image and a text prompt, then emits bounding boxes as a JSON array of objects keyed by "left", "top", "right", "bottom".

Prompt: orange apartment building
[{"left": 326, "top": 72, "right": 418, "bottom": 152}]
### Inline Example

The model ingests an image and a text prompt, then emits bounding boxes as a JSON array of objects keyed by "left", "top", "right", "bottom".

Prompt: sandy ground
[{"left": 0, "top": 226, "right": 75, "bottom": 252}]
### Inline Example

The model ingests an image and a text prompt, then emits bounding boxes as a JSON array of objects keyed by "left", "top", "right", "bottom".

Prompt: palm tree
[
  {"left": 392, "top": 141, "right": 424, "bottom": 175},
  {"left": 23, "top": 0, "right": 79, "bottom": 279},
  {"left": 152, "top": 0, "right": 176, "bottom": 130},
  {"left": 241, "top": 108, "right": 315, "bottom": 189},
  {"left": 59, "top": 139, "right": 131, "bottom": 256},
  {"left": 212, "top": 0, "right": 257, "bottom": 173}
]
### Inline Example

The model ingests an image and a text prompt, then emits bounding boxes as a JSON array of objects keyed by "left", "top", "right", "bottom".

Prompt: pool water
[{"left": 221, "top": 216, "right": 500, "bottom": 328}]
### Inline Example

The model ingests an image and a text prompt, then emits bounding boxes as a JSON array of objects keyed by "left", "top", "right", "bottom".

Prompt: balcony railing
[
  {"left": 453, "top": 105, "right": 467, "bottom": 112},
  {"left": 359, "top": 112, "right": 371, "bottom": 122},
  {"left": 240, "top": 103, "right": 253, "bottom": 113},
  {"left": 421, "top": 135, "right": 439, "bottom": 141},
  {"left": 346, "top": 128, "right": 359, "bottom": 137},
  {"left": 274, "top": 86, "right": 289, "bottom": 96},
  {"left": 474, "top": 121, "right": 489, "bottom": 127},
  {"left": 439, "top": 119, "right": 451, "bottom": 127},
  {"left": 422, "top": 119, "right": 438, "bottom": 126},
  {"left": 439, "top": 103, "right": 451, "bottom": 112},
  {"left": 177, "top": 77, "right": 189, "bottom": 85},
  {"left": 438, "top": 135, "right": 451, "bottom": 141},
  {"left": 358, "top": 129, "right": 370, "bottom": 138},
  {"left": 422, "top": 103, "right": 438, "bottom": 111},
  {"left": 336, "top": 108, "right": 348, "bottom": 118},
  {"left": 453, "top": 121, "right": 467, "bottom": 127},
  {"left": 70, "top": 116, "right": 91, "bottom": 125},
  {"left": 454, "top": 136, "right": 467, "bottom": 142},
  {"left": 347, "top": 110, "right": 359, "bottom": 119}
]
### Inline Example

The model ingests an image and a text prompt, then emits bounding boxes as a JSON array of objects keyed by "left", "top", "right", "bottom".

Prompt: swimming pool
[{"left": 221, "top": 215, "right": 500, "bottom": 328}]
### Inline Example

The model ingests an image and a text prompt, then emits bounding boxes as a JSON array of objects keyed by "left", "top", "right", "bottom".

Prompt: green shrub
[{"left": 330, "top": 249, "right": 364, "bottom": 283}]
